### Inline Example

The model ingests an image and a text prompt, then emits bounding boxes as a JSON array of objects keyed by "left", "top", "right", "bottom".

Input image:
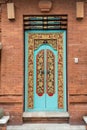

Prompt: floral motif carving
[
  {"left": 34, "top": 39, "right": 57, "bottom": 50},
  {"left": 47, "top": 50, "right": 55, "bottom": 96},
  {"left": 28, "top": 37, "right": 34, "bottom": 108},
  {"left": 36, "top": 50, "right": 44, "bottom": 96},
  {"left": 58, "top": 34, "right": 64, "bottom": 108}
]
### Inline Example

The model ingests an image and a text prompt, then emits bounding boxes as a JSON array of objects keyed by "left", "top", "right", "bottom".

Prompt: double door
[
  {"left": 25, "top": 30, "right": 67, "bottom": 112},
  {"left": 34, "top": 44, "right": 58, "bottom": 110}
]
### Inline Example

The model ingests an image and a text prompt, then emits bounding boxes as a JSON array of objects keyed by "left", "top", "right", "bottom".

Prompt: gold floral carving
[
  {"left": 34, "top": 39, "right": 57, "bottom": 50},
  {"left": 36, "top": 50, "right": 44, "bottom": 96},
  {"left": 47, "top": 50, "right": 55, "bottom": 96},
  {"left": 58, "top": 34, "right": 64, "bottom": 108},
  {"left": 28, "top": 37, "right": 34, "bottom": 108}
]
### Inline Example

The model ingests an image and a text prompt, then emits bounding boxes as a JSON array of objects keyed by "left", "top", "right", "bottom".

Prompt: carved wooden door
[{"left": 25, "top": 30, "right": 67, "bottom": 112}]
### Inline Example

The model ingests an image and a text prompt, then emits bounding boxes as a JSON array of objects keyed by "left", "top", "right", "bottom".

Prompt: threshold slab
[
  {"left": 7, "top": 124, "right": 86, "bottom": 130},
  {"left": 23, "top": 112, "right": 69, "bottom": 118}
]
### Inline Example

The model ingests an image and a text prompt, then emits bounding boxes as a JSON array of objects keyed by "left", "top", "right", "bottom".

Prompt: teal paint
[{"left": 25, "top": 30, "right": 67, "bottom": 112}]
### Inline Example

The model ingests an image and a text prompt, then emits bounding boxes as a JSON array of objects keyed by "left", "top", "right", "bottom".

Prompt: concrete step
[
  {"left": 7, "top": 123, "right": 86, "bottom": 130},
  {"left": 23, "top": 112, "right": 69, "bottom": 123}
]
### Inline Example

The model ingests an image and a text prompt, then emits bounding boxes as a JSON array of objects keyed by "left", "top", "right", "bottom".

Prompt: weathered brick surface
[
  {"left": 0, "top": 125, "right": 6, "bottom": 130},
  {"left": 0, "top": 0, "right": 87, "bottom": 125},
  {"left": 86, "top": 126, "right": 87, "bottom": 130}
]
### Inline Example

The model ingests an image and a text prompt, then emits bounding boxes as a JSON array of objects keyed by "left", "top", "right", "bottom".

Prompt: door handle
[
  {"left": 41, "top": 70, "right": 44, "bottom": 74},
  {"left": 47, "top": 71, "right": 50, "bottom": 74}
]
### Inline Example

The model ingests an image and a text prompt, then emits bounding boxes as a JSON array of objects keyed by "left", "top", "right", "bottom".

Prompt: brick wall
[
  {"left": 0, "top": 0, "right": 87, "bottom": 125},
  {"left": 0, "top": 125, "right": 6, "bottom": 130},
  {"left": 0, "top": 12, "right": 1, "bottom": 89}
]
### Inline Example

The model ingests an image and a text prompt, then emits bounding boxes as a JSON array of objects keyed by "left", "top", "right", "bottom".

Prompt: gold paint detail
[
  {"left": 58, "top": 34, "right": 64, "bottom": 108},
  {"left": 34, "top": 39, "right": 57, "bottom": 50},
  {"left": 47, "top": 50, "right": 55, "bottom": 96},
  {"left": 36, "top": 50, "right": 44, "bottom": 96},
  {"left": 28, "top": 36, "right": 34, "bottom": 108}
]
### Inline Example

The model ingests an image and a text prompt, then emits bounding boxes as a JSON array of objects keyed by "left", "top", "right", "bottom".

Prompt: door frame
[{"left": 24, "top": 30, "right": 67, "bottom": 112}]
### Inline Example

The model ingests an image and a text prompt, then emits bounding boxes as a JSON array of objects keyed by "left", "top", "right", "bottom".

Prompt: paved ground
[{"left": 7, "top": 124, "right": 86, "bottom": 130}]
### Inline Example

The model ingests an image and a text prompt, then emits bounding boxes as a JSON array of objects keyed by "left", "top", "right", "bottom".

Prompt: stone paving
[{"left": 7, "top": 123, "right": 86, "bottom": 130}]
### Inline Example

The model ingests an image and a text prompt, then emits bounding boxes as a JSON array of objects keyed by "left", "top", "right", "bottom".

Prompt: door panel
[
  {"left": 34, "top": 44, "right": 58, "bottom": 110},
  {"left": 46, "top": 48, "right": 58, "bottom": 109},
  {"left": 34, "top": 47, "right": 45, "bottom": 110}
]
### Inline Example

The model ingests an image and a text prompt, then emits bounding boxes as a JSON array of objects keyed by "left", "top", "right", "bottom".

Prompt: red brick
[{"left": 0, "top": 0, "right": 87, "bottom": 125}]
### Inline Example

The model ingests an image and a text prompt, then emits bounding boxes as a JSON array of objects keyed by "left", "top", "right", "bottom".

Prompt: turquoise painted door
[
  {"left": 34, "top": 44, "right": 58, "bottom": 110},
  {"left": 25, "top": 30, "right": 67, "bottom": 112}
]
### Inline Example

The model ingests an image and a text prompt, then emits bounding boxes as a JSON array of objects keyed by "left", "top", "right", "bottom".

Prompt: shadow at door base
[{"left": 23, "top": 117, "right": 69, "bottom": 123}]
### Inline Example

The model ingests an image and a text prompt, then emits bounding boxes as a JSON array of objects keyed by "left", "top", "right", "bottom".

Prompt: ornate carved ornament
[{"left": 38, "top": 0, "right": 52, "bottom": 12}]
